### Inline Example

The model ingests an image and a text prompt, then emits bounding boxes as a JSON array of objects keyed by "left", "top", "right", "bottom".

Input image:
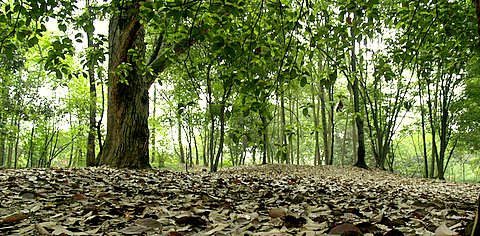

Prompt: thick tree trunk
[{"left": 98, "top": 1, "right": 151, "bottom": 168}]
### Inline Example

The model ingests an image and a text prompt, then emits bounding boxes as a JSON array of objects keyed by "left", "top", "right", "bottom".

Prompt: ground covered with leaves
[{"left": 0, "top": 165, "right": 479, "bottom": 235}]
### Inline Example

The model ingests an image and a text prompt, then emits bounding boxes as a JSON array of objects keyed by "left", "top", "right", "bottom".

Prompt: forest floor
[{"left": 0, "top": 164, "right": 479, "bottom": 236}]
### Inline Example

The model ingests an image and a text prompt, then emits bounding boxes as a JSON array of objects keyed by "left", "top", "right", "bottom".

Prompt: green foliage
[{"left": 1, "top": 0, "right": 479, "bottom": 180}]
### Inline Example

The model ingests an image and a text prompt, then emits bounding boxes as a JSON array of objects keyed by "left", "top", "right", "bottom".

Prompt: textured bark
[{"left": 98, "top": 1, "right": 151, "bottom": 168}]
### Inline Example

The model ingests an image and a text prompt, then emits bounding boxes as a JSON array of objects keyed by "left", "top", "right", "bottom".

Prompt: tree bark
[
  {"left": 320, "top": 84, "right": 329, "bottom": 165},
  {"left": 98, "top": 1, "right": 151, "bottom": 168},
  {"left": 279, "top": 92, "right": 288, "bottom": 164},
  {"left": 350, "top": 22, "right": 367, "bottom": 169},
  {"left": 86, "top": 0, "right": 97, "bottom": 167},
  {"left": 151, "top": 85, "right": 157, "bottom": 164},
  {"left": 311, "top": 84, "right": 321, "bottom": 165},
  {"left": 260, "top": 111, "right": 269, "bottom": 165},
  {"left": 177, "top": 115, "right": 185, "bottom": 164}
]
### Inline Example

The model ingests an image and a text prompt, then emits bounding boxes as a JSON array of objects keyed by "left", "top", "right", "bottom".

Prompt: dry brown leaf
[
  {"left": 435, "top": 222, "right": 459, "bottom": 236},
  {"left": 1, "top": 212, "right": 27, "bottom": 224},
  {"left": 269, "top": 207, "right": 286, "bottom": 219},
  {"left": 0, "top": 165, "right": 478, "bottom": 235}
]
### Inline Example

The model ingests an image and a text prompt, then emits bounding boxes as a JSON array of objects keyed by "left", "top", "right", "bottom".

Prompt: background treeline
[{"left": 1, "top": 0, "right": 480, "bottom": 181}]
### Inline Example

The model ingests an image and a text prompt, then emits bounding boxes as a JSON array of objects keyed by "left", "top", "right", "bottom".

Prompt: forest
[
  {"left": 2, "top": 0, "right": 480, "bottom": 180},
  {"left": 2, "top": 0, "right": 480, "bottom": 235},
  {"left": 0, "top": 0, "right": 480, "bottom": 171}
]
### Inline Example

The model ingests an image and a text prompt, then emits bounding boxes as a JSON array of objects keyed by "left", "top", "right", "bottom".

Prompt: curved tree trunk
[{"left": 98, "top": 1, "right": 151, "bottom": 168}]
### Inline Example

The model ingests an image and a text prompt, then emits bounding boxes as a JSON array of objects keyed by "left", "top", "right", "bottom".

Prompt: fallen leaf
[
  {"left": 435, "top": 222, "right": 459, "bottom": 236},
  {"left": 329, "top": 223, "right": 362, "bottom": 235},
  {"left": 269, "top": 207, "right": 286, "bottom": 219},
  {"left": 0, "top": 212, "right": 27, "bottom": 224}
]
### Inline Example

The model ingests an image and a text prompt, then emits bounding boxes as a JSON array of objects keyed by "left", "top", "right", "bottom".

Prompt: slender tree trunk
[
  {"left": 98, "top": 0, "right": 151, "bottom": 168},
  {"left": 320, "top": 84, "right": 329, "bottom": 165},
  {"left": 418, "top": 79, "right": 429, "bottom": 178},
  {"left": 97, "top": 72, "right": 105, "bottom": 156},
  {"left": 311, "top": 84, "right": 321, "bottom": 165},
  {"left": 0, "top": 135, "right": 4, "bottom": 167},
  {"left": 352, "top": 96, "right": 358, "bottom": 163},
  {"left": 151, "top": 85, "right": 157, "bottom": 164},
  {"left": 241, "top": 135, "right": 248, "bottom": 165},
  {"left": 341, "top": 115, "right": 349, "bottom": 165},
  {"left": 177, "top": 115, "right": 185, "bottom": 164},
  {"left": 187, "top": 126, "right": 193, "bottom": 167},
  {"left": 426, "top": 81, "right": 437, "bottom": 178},
  {"left": 288, "top": 91, "right": 294, "bottom": 165},
  {"left": 350, "top": 22, "right": 367, "bottom": 169},
  {"left": 328, "top": 84, "right": 335, "bottom": 165},
  {"left": 279, "top": 92, "right": 288, "bottom": 164},
  {"left": 209, "top": 114, "right": 215, "bottom": 170},
  {"left": 26, "top": 127, "right": 34, "bottom": 168},
  {"left": 85, "top": 0, "right": 97, "bottom": 167},
  {"left": 194, "top": 130, "right": 199, "bottom": 166},
  {"left": 6, "top": 140, "right": 12, "bottom": 168},
  {"left": 212, "top": 104, "right": 226, "bottom": 172},
  {"left": 260, "top": 112, "right": 269, "bottom": 164},
  {"left": 252, "top": 146, "right": 257, "bottom": 164},
  {"left": 13, "top": 119, "right": 20, "bottom": 169},
  {"left": 295, "top": 97, "right": 300, "bottom": 165},
  {"left": 202, "top": 128, "right": 208, "bottom": 167}
]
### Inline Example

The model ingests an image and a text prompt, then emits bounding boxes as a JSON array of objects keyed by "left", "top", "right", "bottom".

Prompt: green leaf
[
  {"left": 303, "top": 108, "right": 309, "bottom": 117},
  {"left": 16, "top": 31, "right": 26, "bottom": 41},
  {"left": 58, "top": 23, "right": 67, "bottom": 32},
  {"left": 300, "top": 76, "right": 308, "bottom": 87},
  {"left": 27, "top": 36, "right": 38, "bottom": 47}
]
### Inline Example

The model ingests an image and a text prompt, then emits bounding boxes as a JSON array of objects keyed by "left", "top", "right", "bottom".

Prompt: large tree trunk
[{"left": 98, "top": 1, "right": 151, "bottom": 168}]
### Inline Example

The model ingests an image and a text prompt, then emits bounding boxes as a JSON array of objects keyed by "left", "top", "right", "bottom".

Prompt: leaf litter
[{"left": 0, "top": 164, "right": 478, "bottom": 235}]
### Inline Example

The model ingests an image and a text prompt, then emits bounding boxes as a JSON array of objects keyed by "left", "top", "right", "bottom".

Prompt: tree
[{"left": 98, "top": 0, "right": 195, "bottom": 168}]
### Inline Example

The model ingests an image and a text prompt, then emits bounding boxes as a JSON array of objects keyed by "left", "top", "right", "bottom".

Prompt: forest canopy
[{"left": 1, "top": 0, "right": 480, "bottom": 181}]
